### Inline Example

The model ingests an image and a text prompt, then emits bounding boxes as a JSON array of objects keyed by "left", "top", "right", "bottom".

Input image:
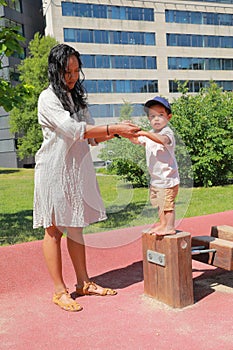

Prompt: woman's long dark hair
[{"left": 48, "top": 44, "right": 87, "bottom": 112}]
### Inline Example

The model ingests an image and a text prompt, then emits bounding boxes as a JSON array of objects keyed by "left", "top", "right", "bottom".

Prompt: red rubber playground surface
[{"left": 1, "top": 210, "right": 233, "bottom": 350}]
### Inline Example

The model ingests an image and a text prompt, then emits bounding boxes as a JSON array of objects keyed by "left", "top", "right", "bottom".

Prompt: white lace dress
[{"left": 33, "top": 86, "right": 107, "bottom": 229}]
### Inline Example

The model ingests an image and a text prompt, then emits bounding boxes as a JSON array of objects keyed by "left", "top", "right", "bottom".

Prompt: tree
[
  {"left": 171, "top": 82, "right": 233, "bottom": 187},
  {"left": 0, "top": 1, "right": 28, "bottom": 111},
  {"left": 9, "top": 33, "right": 58, "bottom": 158}
]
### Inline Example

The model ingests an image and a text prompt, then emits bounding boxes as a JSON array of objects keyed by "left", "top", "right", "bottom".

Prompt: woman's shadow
[
  {"left": 71, "top": 260, "right": 143, "bottom": 299},
  {"left": 92, "top": 261, "right": 143, "bottom": 290}
]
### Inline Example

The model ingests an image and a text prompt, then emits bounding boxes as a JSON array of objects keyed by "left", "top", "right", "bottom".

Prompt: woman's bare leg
[
  {"left": 43, "top": 225, "right": 66, "bottom": 293},
  {"left": 43, "top": 225, "right": 83, "bottom": 310},
  {"left": 66, "top": 227, "right": 116, "bottom": 295},
  {"left": 66, "top": 228, "right": 89, "bottom": 285}
]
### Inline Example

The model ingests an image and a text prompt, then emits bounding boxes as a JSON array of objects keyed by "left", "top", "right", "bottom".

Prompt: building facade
[
  {"left": 0, "top": 0, "right": 44, "bottom": 167},
  {"left": 42, "top": 0, "right": 233, "bottom": 123},
  {"left": 0, "top": 0, "right": 232, "bottom": 167}
]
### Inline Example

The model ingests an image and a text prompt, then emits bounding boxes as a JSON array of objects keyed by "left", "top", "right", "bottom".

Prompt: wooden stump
[{"left": 142, "top": 231, "right": 194, "bottom": 308}]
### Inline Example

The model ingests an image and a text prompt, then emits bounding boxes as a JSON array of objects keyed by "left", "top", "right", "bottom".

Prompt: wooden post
[{"left": 142, "top": 231, "right": 194, "bottom": 308}]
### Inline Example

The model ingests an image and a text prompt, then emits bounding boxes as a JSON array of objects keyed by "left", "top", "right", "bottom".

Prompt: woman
[{"left": 33, "top": 44, "right": 140, "bottom": 312}]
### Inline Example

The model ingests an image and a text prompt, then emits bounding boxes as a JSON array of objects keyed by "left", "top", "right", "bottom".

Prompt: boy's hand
[{"left": 136, "top": 130, "right": 148, "bottom": 137}]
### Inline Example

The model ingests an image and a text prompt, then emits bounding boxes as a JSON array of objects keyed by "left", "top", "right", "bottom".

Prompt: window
[
  {"left": 167, "top": 34, "right": 177, "bottom": 46},
  {"left": 148, "top": 80, "right": 158, "bottom": 92},
  {"left": 64, "top": 29, "right": 155, "bottom": 46},
  {"left": 78, "top": 3, "right": 92, "bottom": 17},
  {"left": 95, "top": 30, "right": 108, "bottom": 44},
  {"left": 144, "top": 8, "right": 154, "bottom": 22},
  {"left": 96, "top": 55, "right": 110, "bottom": 68},
  {"left": 180, "top": 35, "right": 191, "bottom": 46},
  {"left": 192, "top": 35, "right": 203, "bottom": 47},
  {"left": 223, "top": 59, "right": 233, "bottom": 70},
  {"left": 64, "top": 28, "right": 75, "bottom": 42},
  {"left": 168, "top": 57, "right": 233, "bottom": 70},
  {"left": 5, "top": 0, "right": 21, "bottom": 12},
  {"left": 222, "top": 36, "right": 232, "bottom": 48},
  {"left": 97, "top": 80, "right": 111, "bottom": 93},
  {"left": 208, "top": 58, "right": 220, "bottom": 70},
  {"left": 116, "top": 80, "right": 125, "bottom": 93},
  {"left": 218, "top": 14, "right": 233, "bottom": 26},
  {"left": 81, "top": 55, "right": 156, "bottom": 70},
  {"left": 131, "top": 80, "right": 142, "bottom": 93},
  {"left": 169, "top": 80, "right": 233, "bottom": 93},
  {"left": 166, "top": 9, "right": 233, "bottom": 26},
  {"left": 85, "top": 80, "right": 158, "bottom": 93},
  {"left": 167, "top": 34, "right": 233, "bottom": 48},
  {"left": 122, "top": 31, "right": 129, "bottom": 45},
  {"left": 176, "top": 11, "right": 189, "bottom": 23},
  {"left": 84, "top": 80, "right": 97, "bottom": 93},
  {"left": 146, "top": 57, "right": 157, "bottom": 69},
  {"left": 119, "top": 7, "right": 126, "bottom": 20},
  {"left": 123, "top": 56, "right": 130, "bottom": 69},
  {"left": 89, "top": 103, "right": 145, "bottom": 118},
  {"left": 0, "top": 18, "right": 24, "bottom": 35},
  {"left": 190, "top": 12, "right": 202, "bottom": 24},
  {"left": 93, "top": 5, "right": 107, "bottom": 18},
  {"left": 82, "top": 55, "right": 95, "bottom": 68},
  {"left": 145, "top": 33, "right": 156, "bottom": 46},
  {"left": 61, "top": 2, "right": 154, "bottom": 21},
  {"left": 167, "top": 57, "right": 176, "bottom": 70},
  {"left": 110, "top": 6, "right": 120, "bottom": 19},
  {"left": 62, "top": 3, "right": 73, "bottom": 16}
]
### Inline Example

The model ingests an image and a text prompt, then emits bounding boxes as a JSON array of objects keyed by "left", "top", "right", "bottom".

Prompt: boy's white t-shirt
[{"left": 138, "top": 125, "right": 180, "bottom": 188}]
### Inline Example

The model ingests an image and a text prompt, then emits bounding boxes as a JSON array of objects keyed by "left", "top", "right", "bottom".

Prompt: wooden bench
[
  {"left": 211, "top": 225, "right": 233, "bottom": 242},
  {"left": 192, "top": 225, "right": 233, "bottom": 271}
]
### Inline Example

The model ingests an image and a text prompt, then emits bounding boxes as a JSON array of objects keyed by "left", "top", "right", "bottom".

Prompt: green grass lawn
[{"left": 0, "top": 168, "right": 232, "bottom": 245}]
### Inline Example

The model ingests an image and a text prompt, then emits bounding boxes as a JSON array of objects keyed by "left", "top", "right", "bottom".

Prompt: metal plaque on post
[{"left": 147, "top": 249, "right": 166, "bottom": 267}]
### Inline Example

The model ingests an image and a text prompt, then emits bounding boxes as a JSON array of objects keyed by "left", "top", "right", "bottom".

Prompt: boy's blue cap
[{"left": 144, "top": 96, "right": 171, "bottom": 114}]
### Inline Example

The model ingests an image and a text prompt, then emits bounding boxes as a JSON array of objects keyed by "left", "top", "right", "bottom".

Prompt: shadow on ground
[
  {"left": 193, "top": 268, "right": 233, "bottom": 303},
  {"left": 91, "top": 260, "right": 143, "bottom": 290},
  {"left": 0, "top": 169, "right": 19, "bottom": 174},
  {"left": 0, "top": 210, "right": 44, "bottom": 245}
]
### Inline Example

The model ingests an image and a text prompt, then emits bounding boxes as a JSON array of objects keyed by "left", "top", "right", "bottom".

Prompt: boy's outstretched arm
[{"left": 137, "top": 130, "right": 170, "bottom": 145}]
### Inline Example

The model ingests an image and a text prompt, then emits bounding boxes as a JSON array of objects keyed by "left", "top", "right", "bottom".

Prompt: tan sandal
[
  {"left": 76, "top": 281, "right": 117, "bottom": 296},
  {"left": 53, "top": 290, "right": 83, "bottom": 312}
]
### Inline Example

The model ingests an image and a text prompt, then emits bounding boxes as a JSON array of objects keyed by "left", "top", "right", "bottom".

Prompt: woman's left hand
[{"left": 115, "top": 122, "right": 141, "bottom": 139}]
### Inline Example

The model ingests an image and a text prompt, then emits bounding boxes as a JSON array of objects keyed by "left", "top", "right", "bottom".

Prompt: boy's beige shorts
[{"left": 150, "top": 184, "right": 179, "bottom": 212}]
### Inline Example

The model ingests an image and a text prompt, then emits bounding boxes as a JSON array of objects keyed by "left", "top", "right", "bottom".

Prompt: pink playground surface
[{"left": 1, "top": 210, "right": 233, "bottom": 350}]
